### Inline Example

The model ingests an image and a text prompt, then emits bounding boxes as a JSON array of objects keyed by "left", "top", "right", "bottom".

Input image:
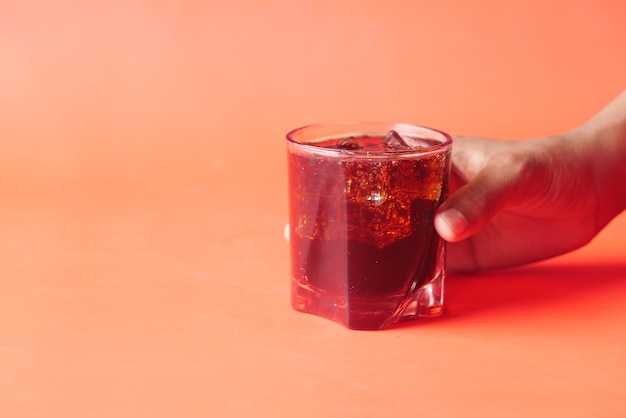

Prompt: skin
[{"left": 435, "top": 89, "right": 626, "bottom": 272}]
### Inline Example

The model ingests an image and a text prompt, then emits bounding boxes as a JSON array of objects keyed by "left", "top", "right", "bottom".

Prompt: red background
[{"left": 1, "top": 1, "right": 625, "bottom": 416}]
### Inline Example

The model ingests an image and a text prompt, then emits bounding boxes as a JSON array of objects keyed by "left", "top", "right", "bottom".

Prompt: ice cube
[
  {"left": 384, "top": 130, "right": 411, "bottom": 151},
  {"left": 337, "top": 136, "right": 362, "bottom": 150}
]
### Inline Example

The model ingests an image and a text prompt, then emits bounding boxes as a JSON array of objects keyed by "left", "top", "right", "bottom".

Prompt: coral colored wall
[
  {"left": 2, "top": 1, "right": 625, "bottom": 213},
  {"left": 2, "top": 1, "right": 624, "bottom": 144}
]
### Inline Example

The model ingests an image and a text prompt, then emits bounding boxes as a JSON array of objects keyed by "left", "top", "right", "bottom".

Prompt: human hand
[
  {"left": 435, "top": 133, "right": 609, "bottom": 272},
  {"left": 435, "top": 90, "right": 626, "bottom": 272}
]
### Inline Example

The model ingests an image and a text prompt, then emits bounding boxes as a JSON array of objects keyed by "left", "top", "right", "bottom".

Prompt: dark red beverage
[{"left": 287, "top": 124, "right": 452, "bottom": 329}]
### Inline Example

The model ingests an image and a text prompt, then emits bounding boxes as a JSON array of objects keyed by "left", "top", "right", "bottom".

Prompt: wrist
[{"left": 573, "top": 109, "right": 626, "bottom": 228}]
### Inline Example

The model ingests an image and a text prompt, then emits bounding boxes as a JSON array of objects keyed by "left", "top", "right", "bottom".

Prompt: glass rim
[{"left": 286, "top": 121, "right": 453, "bottom": 158}]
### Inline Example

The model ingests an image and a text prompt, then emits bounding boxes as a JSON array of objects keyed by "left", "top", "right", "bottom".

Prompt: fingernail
[{"left": 436, "top": 209, "right": 469, "bottom": 240}]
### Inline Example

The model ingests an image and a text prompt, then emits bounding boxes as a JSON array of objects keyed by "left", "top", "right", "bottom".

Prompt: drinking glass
[{"left": 287, "top": 122, "right": 452, "bottom": 329}]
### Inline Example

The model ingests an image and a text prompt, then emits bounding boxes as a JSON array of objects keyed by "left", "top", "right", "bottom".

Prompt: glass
[{"left": 286, "top": 122, "right": 452, "bottom": 330}]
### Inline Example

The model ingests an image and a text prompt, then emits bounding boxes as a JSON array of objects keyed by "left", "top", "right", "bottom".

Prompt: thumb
[{"left": 434, "top": 155, "right": 533, "bottom": 242}]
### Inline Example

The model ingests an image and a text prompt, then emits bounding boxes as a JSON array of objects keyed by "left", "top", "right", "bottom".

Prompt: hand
[
  {"left": 434, "top": 134, "right": 601, "bottom": 272},
  {"left": 435, "top": 91, "right": 626, "bottom": 272}
]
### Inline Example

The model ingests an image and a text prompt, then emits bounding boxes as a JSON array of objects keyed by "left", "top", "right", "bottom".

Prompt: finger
[
  {"left": 284, "top": 224, "right": 290, "bottom": 242},
  {"left": 435, "top": 152, "right": 540, "bottom": 242}
]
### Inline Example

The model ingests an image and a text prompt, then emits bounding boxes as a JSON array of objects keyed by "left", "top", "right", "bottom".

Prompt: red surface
[{"left": 1, "top": 1, "right": 625, "bottom": 416}]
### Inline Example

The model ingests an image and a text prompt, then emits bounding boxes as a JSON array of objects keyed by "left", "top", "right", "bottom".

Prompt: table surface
[{"left": 1, "top": 1, "right": 625, "bottom": 417}]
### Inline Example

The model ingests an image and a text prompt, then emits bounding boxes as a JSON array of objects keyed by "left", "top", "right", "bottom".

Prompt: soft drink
[{"left": 287, "top": 125, "right": 451, "bottom": 329}]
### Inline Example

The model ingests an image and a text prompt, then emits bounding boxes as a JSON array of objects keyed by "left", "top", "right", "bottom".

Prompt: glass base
[{"left": 291, "top": 271, "right": 444, "bottom": 330}]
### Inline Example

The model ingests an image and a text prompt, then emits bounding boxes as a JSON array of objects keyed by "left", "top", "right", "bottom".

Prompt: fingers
[{"left": 435, "top": 151, "right": 540, "bottom": 242}]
